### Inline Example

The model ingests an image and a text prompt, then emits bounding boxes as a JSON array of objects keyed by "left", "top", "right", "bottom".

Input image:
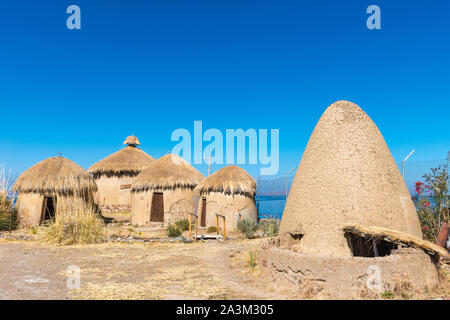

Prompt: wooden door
[
  {"left": 200, "top": 198, "right": 206, "bottom": 227},
  {"left": 150, "top": 193, "right": 164, "bottom": 222}
]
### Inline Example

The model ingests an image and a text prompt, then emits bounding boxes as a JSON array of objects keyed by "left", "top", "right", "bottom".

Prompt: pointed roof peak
[{"left": 123, "top": 135, "right": 140, "bottom": 146}]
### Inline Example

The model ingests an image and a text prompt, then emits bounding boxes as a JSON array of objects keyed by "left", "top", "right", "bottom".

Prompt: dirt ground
[
  {"left": 1, "top": 236, "right": 448, "bottom": 300},
  {"left": 0, "top": 236, "right": 295, "bottom": 300},
  {"left": 0, "top": 211, "right": 448, "bottom": 300}
]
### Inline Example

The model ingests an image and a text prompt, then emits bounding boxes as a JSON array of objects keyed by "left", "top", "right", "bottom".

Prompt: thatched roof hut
[
  {"left": 196, "top": 165, "right": 256, "bottom": 197},
  {"left": 89, "top": 136, "right": 154, "bottom": 178},
  {"left": 14, "top": 156, "right": 96, "bottom": 196},
  {"left": 279, "top": 100, "right": 423, "bottom": 257},
  {"left": 132, "top": 154, "right": 204, "bottom": 192},
  {"left": 194, "top": 165, "right": 257, "bottom": 230},
  {"left": 13, "top": 156, "right": 97, "bottom": 227},
  {"left": 88, "top": 136, "right": 154, "bottom": 212},
  {"left": 131, "top": 154, "right": 204, "bottom": 226}
]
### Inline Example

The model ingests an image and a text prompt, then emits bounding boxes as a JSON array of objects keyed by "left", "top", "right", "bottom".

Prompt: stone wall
[{"left": 259, "top": 238, "right": 440, "bottom": 299}]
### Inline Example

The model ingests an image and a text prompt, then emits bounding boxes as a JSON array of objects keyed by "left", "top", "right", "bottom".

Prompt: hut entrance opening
[
  {"left": 41, "top": 196, "right": 56, "bottom": 223},
  {"left": 345, "top": 232, "right": 395, "bottom": 257},
  {"left": 150, "top": 192, "right": 164, "bottom": 222},
  {"left": 200, "top": 198, "right": 207, "bottom": 227}
]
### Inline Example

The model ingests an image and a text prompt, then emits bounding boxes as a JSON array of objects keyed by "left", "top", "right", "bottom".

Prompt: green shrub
[
  {"left": 237, "top": 218, "right": 259, "bottom": 239},
  {"left": 174, "top": 218, "right": 190, "bottom": 231},
  {"left": 0, "top": 210, "right": 18, "bottom": 231},
  {"left": 381, "top": 290, "right": 395, "bottom": 299},
  {"left": 206, "top": 226, "right": 218, "bottom": 233},
  {"left": 167, "top": 224, "right": 182, "bottom": 238},
  {"left": 258, "top": 218, "right": 280, "bottom": 237}
]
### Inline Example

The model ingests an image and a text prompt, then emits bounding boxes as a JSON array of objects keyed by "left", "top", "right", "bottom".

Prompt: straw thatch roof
[
  {"left": 131, "top": 154, "right": 204, "bottom": 192},
  {"left": 123, "top": 135, "right": 140, "bottom": 146},
  {"left": 89, "top": 145, "right": 155, "bottom": 177},
  {"left": 13, "top": 157, "right": 97, "bottom": 195},
  {"left": 195, "top": 165, "right": 256, "bottom": 197},
  {"left": 344, "top": 225, "right": 449, "bottom": 259}
]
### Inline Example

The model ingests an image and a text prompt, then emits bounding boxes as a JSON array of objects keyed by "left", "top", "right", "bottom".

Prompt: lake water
[{"left": 257, "top": 196, "right": 286, "bottom": 220}]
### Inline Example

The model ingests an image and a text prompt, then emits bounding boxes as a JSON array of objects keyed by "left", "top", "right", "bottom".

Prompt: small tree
[{"left": 413, "top": 162, "right": 449, "bottom": 242}]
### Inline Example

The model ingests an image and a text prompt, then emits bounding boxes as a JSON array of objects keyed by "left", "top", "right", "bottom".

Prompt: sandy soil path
[{"left": 0, "top": 239, "right": 283, "bottom": 300}]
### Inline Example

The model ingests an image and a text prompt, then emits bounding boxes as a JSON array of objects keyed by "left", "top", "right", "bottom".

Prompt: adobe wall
[
  {"left": 131, "top": 188, "right": 196, "bottom": 226},
  {"left": 196, "top": 192, "right": 257, "bottom": 231},
  {"left": 94, "top": 175, "right": 135, "bottom": 212},
  {"left": 16, "top": 193, "right": 43, "bottom": 227},
  {"left": 16, "top": 192, "right": 96, "bottom": 227},
  {"left": 259, "top": 240, "right": 439, "bottom": 299}
]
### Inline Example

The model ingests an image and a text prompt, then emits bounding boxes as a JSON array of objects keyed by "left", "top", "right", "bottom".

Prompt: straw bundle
[{"left": 344, "top": 225, "right": 449, "bottom": 259}]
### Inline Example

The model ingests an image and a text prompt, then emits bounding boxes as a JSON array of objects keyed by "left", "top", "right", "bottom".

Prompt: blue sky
[{"left": 0, "top": 0, "right": 449, "bottom": 180}]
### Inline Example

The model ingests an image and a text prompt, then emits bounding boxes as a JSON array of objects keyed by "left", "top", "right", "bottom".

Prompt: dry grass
[
  {"left": 62, "top": 241, "right": 237, "bottom": 300},
  {"left": 425, "top": 262, "right": 450, "bottom": 299},
  {"left": 378, "top": 265, "right": 450, "bottom": 300},
  {"left": 231, "top": 249, "right": 262, "bottom": 277},
  {"left": 102, "top": 211, "right": 131, "bottom": 221},
  {"left": 70, "top": 281, "right": 168, "bottom": 300},
  {"left": 41, "top": 201, "right": 106, "bottom": 245},
  {"left": 146, "top": 264, "right": 229, "bottom": 299},
  {"left": 0, "top": 165, "right": 18, "bottom": 231}
]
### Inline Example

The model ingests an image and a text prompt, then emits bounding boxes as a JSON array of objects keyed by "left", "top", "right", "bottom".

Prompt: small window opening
[
  {"left": 289, "top": 233, "right": 303, "bottom": 241},
  {"left": 345, "top": 232, "right": 395, "bottom": 257}
]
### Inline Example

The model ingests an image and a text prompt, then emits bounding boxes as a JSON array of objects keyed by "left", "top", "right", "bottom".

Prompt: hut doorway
[
  {"left": 41, "top": 196, "right": 56, "bottom": 223},
  {"left": 200, "top": 198, "right": 206, "bottom": 227},
  {"left": 150, "top": 192, "right": 164, "bottom": 222}
]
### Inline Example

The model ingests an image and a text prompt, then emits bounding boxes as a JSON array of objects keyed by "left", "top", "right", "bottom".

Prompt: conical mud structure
[
  {"left": 260, "top": 101, "right": 447, "bottom": 298},
  {"left": 280, "top": 100, "right": 422, "bottom": 256}
]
